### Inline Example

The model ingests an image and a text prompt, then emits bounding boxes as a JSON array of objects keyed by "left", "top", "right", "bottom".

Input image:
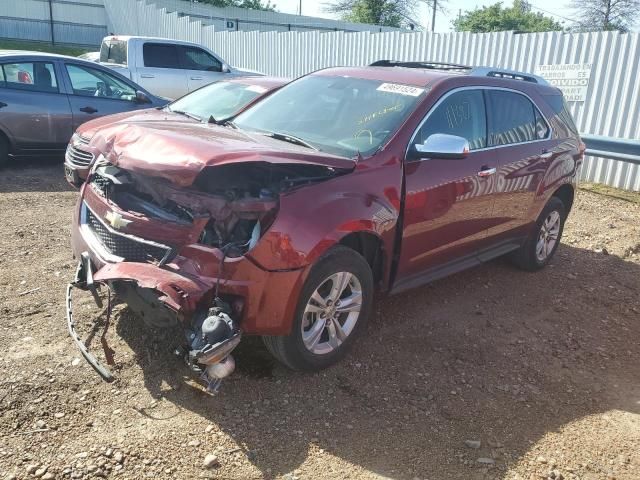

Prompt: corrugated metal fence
[
  {"left": 0, "top": 0, "right": 107, "bottom": 46},
  {"left": 105, "top": 0, "right": 640, "bottom": 190}
]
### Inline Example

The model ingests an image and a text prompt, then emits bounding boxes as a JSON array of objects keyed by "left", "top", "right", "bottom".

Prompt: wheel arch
[
  {"left": 337, "top": 231, "right": 386, "bottom": 289},
  {"left": 551, "top": 183, "right": 575, "bottom": 213}
]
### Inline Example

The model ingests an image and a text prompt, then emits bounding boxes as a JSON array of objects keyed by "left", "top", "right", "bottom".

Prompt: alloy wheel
[
  {"left": 536, "top": 210, "right": 561, "bottom": 262},
  {"left": 301, "top": 271, "right": 363, "bottom": 355}
]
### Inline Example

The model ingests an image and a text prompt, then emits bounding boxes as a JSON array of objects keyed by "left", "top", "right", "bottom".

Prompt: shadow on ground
[
  {"left": 0, "top": 158, "right": 72, "bottom": 193},
  {"left": 115, "top": 244, "right": 640, "bottom": 479}
]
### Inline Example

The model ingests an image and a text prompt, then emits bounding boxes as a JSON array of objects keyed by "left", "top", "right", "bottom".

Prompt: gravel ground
[{"left": 1, "top": 161, "right": 639, "bottom": 480}]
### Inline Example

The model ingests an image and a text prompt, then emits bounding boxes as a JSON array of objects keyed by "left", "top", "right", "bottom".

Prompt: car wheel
[
  {"left": 511, "top": 196, "right": 567, "bottom": 271},
  {"left": 0, "top": 136, "right": 9, "bottom": 168},
  {"left": 262, "top": 245, "right": 373, "bottom": 371}
]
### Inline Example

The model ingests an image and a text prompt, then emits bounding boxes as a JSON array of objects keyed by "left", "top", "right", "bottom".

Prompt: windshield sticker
[
  {"left": 246, "top": 85, "right": 268, "bottom": 94},
  {"left": 377, "top": 83, "right": 424, "bottom": 97}
]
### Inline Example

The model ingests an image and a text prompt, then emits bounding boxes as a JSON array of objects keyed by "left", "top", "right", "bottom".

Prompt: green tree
[
  {"left": 454, "top": 1, "right": 563, "bottom": 32},
  {"left": 190, "top": 0, "right": 275, "bottom": 11},
  {"left": 569, "top": 0, "right": 640, "bottom": 32},
  {"left": 324, "top": 0, "right": 421, "bottom": 28}
]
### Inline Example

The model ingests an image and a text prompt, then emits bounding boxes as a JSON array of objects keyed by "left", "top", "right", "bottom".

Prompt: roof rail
[
  {"left": 369, "top": 60, "right": 550, "bottom": 86},
  {"left": 470, "top": 66, "right": 550, "bottom": 86},
  {"left": 370, "top": 60, "right": 472, "bottom": 71}
]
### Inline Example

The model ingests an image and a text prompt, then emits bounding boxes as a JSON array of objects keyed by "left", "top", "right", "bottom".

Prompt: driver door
[
  {"left": 393, "top": 88, "right": 499, "bottom": 290},
  {"left": 64, "top": 62, "right": 143, "bottom": 131},
  {"left": 179, "top": 45, "right": 227, "bottom": 93}
]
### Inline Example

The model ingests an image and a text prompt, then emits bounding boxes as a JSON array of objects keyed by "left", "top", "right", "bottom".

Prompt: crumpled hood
[
  {"left": 89, "top": 120, "right": 356, "bottom": 187},
  {"left": 77, "top": 108, "right": 190, "bottom": 139}
]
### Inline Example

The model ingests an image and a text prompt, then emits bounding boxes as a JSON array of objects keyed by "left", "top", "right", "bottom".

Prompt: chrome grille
[
  {"left": 84, "top": 206, "right": 171, "bottom": 264},
  {"left": 66, "top": 144, "right": 94, "bottom": 167}
]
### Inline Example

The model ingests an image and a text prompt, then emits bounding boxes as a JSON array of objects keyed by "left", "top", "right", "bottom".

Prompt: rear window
[
  {"left": 487, "top": 90, "right": 539, "bottom": 146},
  {"left": 545, "top": 94, "right": 580, "bottom": 136},
  {"left": 143, "top": 43, "right": 180, "bottom": 69},
  {"left": 0, "top": 62, "right": 58, "bottom": 93},
  {"left": 100, "top": 39, "right": 127, "bottom": 65}
]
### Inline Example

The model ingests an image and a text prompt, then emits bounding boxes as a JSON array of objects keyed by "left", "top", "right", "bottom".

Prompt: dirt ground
[{"left": 1, "top": 160, "right": 639, "bottom": 480}]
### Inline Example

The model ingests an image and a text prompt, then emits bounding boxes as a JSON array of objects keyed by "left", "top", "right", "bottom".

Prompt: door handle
[
  {"left": 477, "top": 167, "right": 496, "bottom": 177},
  {"left": 190, "top": 76, "right": 203, "bottom": 80},
  {"left": 80, "top": 106, "right": 98, "bottom": 114},
  {"left": 540, "top": 149, "right": 553, "bottom": 159},
  {"left": 140, "top": 74, "right": 155, "bottom": 78},
  {"left": 0, "top": 102, "right": 7, "bottom": 108}
]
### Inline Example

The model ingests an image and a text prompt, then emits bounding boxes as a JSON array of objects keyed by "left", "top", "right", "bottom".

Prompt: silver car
[{"left": 0, "top": 51, "right": 167, "bottom": 168}]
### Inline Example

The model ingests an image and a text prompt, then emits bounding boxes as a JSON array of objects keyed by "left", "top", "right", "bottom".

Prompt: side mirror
[
  {"left": 413, "top": 133, "right": 470, "bottom": 160},
  {"left": 135, "top": 90, "right": 151, "bottom": 104},
  {"left": 222, "top": 64, "right": 231, "bottom": 73}
]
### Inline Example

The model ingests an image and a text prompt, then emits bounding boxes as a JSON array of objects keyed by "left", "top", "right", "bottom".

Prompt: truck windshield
[
  {"left": 168, "top": 81, "right": 270, "bottom": 121},
  {"left": 233, "top": 75, "right": 426, "bottom": 157},
  {"left": 100, "top": 39, "right": 127, "bottom": 65}
]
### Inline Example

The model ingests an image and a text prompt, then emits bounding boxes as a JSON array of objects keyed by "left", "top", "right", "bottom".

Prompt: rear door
[
  {"left": 485, "top": 89, "right": 554, "bottom": 241},
  {"left": 394, "top": 88, "right": 499, "bottom": 290},
  {"left": 179, "top": 45, "right": 227, "bottom": 92},
  {"left": 0, "top": 60, "right": 72, "bottom": 151},
  {"left": 63, "top": 62, "right": 146, "bottom": 131},
  {"left": 137, "top": 43, "right": 187, "bottom": 99}
]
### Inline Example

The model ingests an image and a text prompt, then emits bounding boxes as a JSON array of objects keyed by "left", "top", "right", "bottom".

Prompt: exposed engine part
[
  {"left": 110, "top": 281, "right": 179, "bottom": 328},
  {"left": 184, "top": 298, "right": 242, "bottom": 394}
]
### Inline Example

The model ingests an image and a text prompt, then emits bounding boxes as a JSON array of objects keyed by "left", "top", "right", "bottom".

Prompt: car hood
[
  {"left": 76, "top": 108, "right": 194, "bottom": 139},
  {"left": 88, "top": 119, "right": 356, "bottom": 187},
  {"left": 231, "top": 66, "right": 264, "bottom": 76}
]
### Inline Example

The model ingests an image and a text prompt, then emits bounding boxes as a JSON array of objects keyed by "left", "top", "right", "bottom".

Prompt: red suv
[{"left": 67, "top": 61, "right": 583, "bottom": 389}]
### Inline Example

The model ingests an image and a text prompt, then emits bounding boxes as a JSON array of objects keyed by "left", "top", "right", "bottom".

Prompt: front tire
[
  {"left": 263, "top": 246, "right": 373, "bottom": 371},
  {"left": 0, "top": 136, "right": 9, "bottom": 169},
  {"left": 512, "top": 196, "right": 567, "bottom": 271}
]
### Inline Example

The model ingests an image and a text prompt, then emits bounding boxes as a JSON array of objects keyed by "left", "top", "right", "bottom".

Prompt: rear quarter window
[{"left": 545, "top": 94, "right": 579, "bottom": 136}]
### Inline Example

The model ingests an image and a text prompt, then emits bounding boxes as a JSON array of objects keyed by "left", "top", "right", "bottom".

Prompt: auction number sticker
[{"left": 377, "top": 83, "right": 424, "bottom": 97}]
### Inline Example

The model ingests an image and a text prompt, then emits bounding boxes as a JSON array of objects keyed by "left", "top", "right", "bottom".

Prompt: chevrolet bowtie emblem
[{"left": 105, "top": 211, "right": 132, "bottom": 230}]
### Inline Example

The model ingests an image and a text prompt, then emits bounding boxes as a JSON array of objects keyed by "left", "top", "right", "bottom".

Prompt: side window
[
  {"left": 0, "top": 66, "right": 5, "bottom": 87},
  {"left": 534, "top": 109, "right": 550, "bottom": 140},
  {"left": 487, "top": 90, "right": 540, "bottom": 146},
  {"left": 180, "top": 46, "right": 222, "bottom": 72},
  {"left": 545, "top": 94, "right": 579, "bottom": 136},
  {"left": 415, "top": 89, "right": 487, "bottom": 152},
  {"left": 143, "top": 43, "right": 180, "bottom": 69},
  {"left": 66, "top": 64, "right": 137, "bottom": 101},
  {"left": 0, "top": 62, "right": 58, "bottom": 93}
]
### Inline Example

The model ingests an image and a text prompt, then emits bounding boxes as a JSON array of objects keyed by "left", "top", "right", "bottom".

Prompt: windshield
[
  {"left": 169, "top": 81, "right": 271, "bottom": 121},
  {"left": 100, "top": 39, "right": 127, "bottom": 65},
  {"left": 233, "top": 75, "right": 426, "bottom": 157}
]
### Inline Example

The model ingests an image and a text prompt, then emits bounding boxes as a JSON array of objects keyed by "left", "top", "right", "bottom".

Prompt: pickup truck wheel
[
  {"left": 0, "top": 136, "right": 8, "bottom": 168},
  {"left": 512, "top": 196, "right": 566, "bottom": 271},
  {"left": 262, "top": 246, "right": 373, "bottom": 371}
]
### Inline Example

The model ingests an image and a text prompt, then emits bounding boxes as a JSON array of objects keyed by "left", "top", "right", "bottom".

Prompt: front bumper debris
[
  {"left": 66, "top": 255, "right": 114, "bottom": 381},
  {"left": 66, "top": 253, "right": 242, "bottom": 392}
]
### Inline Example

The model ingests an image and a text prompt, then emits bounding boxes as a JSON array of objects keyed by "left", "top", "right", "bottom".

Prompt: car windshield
[
  {"left": 233, "top": 75, "right": 426, "bottom": 157},
  {"left": 168, "top": 81, "right": 271, "bottom": 121}
]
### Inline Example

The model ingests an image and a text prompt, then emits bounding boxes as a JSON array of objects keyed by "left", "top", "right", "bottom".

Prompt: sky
[{"left": 270, "top": 0, "right": 578, "bottom": 33}]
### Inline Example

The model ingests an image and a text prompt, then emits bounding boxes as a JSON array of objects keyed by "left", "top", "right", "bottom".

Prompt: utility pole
[
  {"left": 299, "top": 0, "right": 302, "bottom": 15},
  {"left": 431, "top": 0, "right": 437, "bottom": 32},
  {"left": 48, "top": 0, "right": 55, "bottom": 44}
]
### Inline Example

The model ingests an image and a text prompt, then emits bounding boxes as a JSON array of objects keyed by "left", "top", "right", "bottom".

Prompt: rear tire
[
  {"left": 262, "top": 245, "right": 373, "bottom": 371},
  {"left": 511, "top": 196, "right": 566, "bottom": 271},
  {"left": 0, "top": 136, "right": 9, "bottom": 168}
]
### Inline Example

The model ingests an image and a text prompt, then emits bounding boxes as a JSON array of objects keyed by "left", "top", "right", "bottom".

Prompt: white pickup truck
[{"left": 99, "top": 36, "right": 262, "bottom": 100}]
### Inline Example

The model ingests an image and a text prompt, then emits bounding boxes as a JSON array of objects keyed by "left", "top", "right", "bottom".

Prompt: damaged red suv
[{"left": 68, "top": 60, "right": 583, "bottom": 389}]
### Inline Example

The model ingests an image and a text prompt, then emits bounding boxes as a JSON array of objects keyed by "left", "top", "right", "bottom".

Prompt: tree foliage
[
  {"left": 570, "top": 0, "right": 640, "bottom": 32},
  {"left": 190, "top": 0, "right": 275, "bottom": 11},
  {"left": 324, "top": 0, "right": 420, "bottom": 28},
  {"left": 453, "top": 1, "right": 563, "bottom": 33}
]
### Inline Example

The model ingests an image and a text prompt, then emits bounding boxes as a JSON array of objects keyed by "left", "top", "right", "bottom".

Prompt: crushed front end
[{"left": 67, "top": 154, "right": 340, "bottom": 391}]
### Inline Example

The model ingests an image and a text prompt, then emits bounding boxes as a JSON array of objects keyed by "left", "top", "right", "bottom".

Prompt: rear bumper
[{"left": 70, "top": 194, "right": 308, "bottom": 335}]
